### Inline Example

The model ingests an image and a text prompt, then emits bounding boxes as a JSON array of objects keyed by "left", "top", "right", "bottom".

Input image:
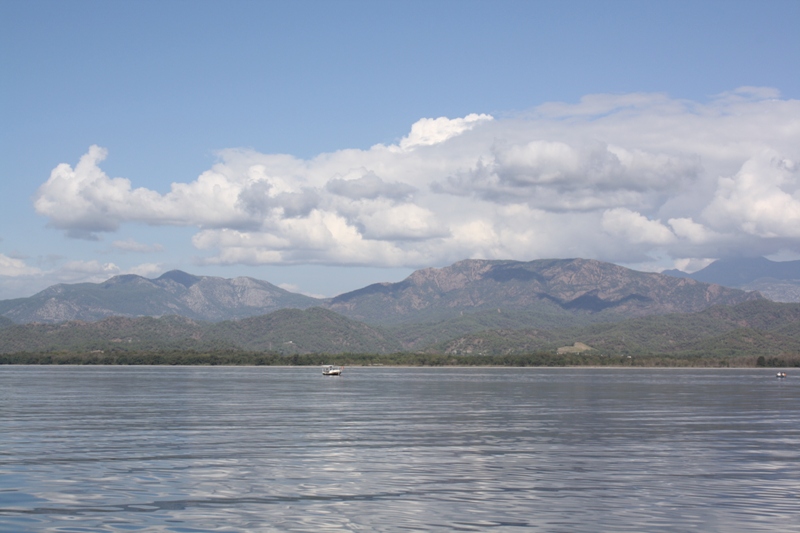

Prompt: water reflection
[{"left": 0, "top": 367, "right": 798, "bottom": 532}]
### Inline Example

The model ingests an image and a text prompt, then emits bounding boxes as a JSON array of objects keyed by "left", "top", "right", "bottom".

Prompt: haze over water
[{"left": 1, "top": 366, "right": 798, "bottom": 532}]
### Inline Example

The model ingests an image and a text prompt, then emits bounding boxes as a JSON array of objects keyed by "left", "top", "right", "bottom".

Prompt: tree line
[{"left": 2, "top": 349, "right": 799, "bottom": 367}]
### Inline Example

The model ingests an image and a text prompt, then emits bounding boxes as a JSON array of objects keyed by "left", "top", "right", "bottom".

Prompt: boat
[
  {"left": 322, "top": 365, "right": 343, "bottom": 376},
  {"left": 776, "top": 371, "right": 787, "bottom": 378}
]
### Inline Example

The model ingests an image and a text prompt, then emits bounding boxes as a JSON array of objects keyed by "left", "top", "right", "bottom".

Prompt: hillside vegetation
[
  {"left": 433, "top": 300, "right": 800, "bottom": 358},
  {"left": 2, "top": 301, "right": 800, "bottom": 362}
]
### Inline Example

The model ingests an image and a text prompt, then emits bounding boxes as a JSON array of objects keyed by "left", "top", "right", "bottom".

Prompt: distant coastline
[{"left": 1, "top": 351, "right": 797, "bottom": 368}]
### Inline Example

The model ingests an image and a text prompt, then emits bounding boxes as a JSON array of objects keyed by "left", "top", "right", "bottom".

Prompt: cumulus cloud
[
  {"left": 671, "top": 257, "right": 716, "bottom": 274},
  {"left": 601, "top": 208, "right": 675, "bottom": 245},
  {"left": 703, "top": 151, "right": 800, "bottom": 238},
  {"left": 59, "top": 260, "right": 121, "bottom": 279},
  {"left": 434, "top": 141, "right": 699, "bottom": 212},
  {"left": 325, "top": 172, "right": 416, "bottom": 200},
  {"left": 668, "top": 218, "right": 723, "bottom": 244},
  {"left": 397, "top": 113, "right": 493, "bottom": 150},
  {"left": 33, "top": 89, "right": 800, "bottom": 270},
  {"left": 0, "top": 254, "right": 41, "bottom": 277},
  {"left": 126, "top": 263, "right": 164, "bottom": 277}
]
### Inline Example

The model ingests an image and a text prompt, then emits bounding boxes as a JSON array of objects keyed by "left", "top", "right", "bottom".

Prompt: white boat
[{"left": 322, "top": 365, "right": 343, "bottom": 376}]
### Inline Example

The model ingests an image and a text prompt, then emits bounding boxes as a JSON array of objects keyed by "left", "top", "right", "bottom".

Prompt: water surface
[{"left": 1, "top": 366, "right": 798, "bottom": 531}]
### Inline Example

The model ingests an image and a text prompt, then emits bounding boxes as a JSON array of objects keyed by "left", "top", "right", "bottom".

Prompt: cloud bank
[{"left": 34, "top": 88, "right": 800, "bottom": 269}]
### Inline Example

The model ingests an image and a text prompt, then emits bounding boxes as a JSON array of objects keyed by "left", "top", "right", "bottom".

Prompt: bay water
[{"left": 1, "top": 366, "right": 798, "bottom": 532}]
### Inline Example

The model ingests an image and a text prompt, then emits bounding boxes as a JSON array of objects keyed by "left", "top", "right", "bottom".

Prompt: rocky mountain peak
[
  {"left": 406, "top": 259, "right": 497, "bottom": 291},
  {"left": 100, "top": 274, "right": 153, "bottom": 287},
  {"left": 157, "top": 270, "right": 202, "bottom": 288}
]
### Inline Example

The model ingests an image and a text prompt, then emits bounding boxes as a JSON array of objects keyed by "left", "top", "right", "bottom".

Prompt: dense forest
[{"left": 2, "top": 349, "right": 799, "bottom": 368}]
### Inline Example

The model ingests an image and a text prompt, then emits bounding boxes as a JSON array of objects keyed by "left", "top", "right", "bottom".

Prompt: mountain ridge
[
  {"left": 0, "top": 270, "right": 320, "bottom": 323},
  {"left": 0, "top": 258, "right": 761, "bottom": 325},
  {"left": 327, "top": 258, "right": 761, "bottom": 325}
]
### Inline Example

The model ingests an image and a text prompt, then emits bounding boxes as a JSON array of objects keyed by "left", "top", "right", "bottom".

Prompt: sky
[{"left": 2, "top": 0, "right": 800, "bottom": 300}]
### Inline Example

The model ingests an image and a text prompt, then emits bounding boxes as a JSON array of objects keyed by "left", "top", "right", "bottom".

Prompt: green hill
[
  {"left": 431, "top": 300, "right": 800, "bottom": 357},
  {"left": 203, "top": 307, "right": 401, "bottom": 354},
  {"left": 0, "top": 308, "right": 399, "bottom": 355},
  {"left": 3, "top": 299, "right": 800, "bottom": 360}
]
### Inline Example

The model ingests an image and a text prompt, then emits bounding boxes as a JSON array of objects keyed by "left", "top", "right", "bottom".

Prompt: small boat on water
[
  {"left": 776, "top": 371, "right": 787, "bottom": 378},
  {"left": 322, "top": 365, "right": 343, "bottom": 376}
]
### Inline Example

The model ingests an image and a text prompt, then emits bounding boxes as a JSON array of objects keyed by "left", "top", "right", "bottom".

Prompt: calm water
[{"left": 1, "top": 366, "right": 798, "bottom": 532}]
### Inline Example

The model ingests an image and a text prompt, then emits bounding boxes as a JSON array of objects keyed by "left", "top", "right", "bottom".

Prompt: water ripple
[{"left": 1, "top": 367, "right": 799, "bottom": 532}]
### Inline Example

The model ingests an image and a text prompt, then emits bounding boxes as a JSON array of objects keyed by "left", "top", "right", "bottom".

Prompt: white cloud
[
  {"left": 671, "top": 257, "right": 716, "bottom": 274},
  {"left": 58, "top": 260, "right": 121, "bottom": 280},
  {"left": 602, "top": 208, "right": 676, "bottom": 245},
  {"left": 0, "top": 254, "right": 41, "bottom": 277},
  {"left": 397, "top": 113, "right": 493, "bottom": 151},
  {"left": 126, "top": 263, "right": 164, "bottom": 277},
  {"left": 703, "top": 151, "right": 800, "bottom": 238},
  {"left": 33, "top": 89, "right": 800, "bottom": 270},
  {"left": 357, "top": 203, "right": 446, "bottom": 241},
  {"left": 325, "top": 172, "right": 416, "bottom": 200},
  {"left": 667, "top": 218, "right": 722, "bottom": 244},
  {"left": 434, "top": 140, "right": 698, "bottom": 212}
]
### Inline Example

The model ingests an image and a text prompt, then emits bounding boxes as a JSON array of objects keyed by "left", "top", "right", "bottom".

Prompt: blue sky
[{"left": 2, "top": 0, "right": 799, "bottom": 299}]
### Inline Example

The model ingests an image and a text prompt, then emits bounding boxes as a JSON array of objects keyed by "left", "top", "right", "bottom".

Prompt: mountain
[
  {"left": 0, "top": 270, "right": 321, "bottom": 324},
  {"left": 0, "top": 258, "right": 761, "bottom": 327},
  {"left": 327, "top": 258, "right": 762, "bottom": 325},
  {"left": 663, "top": 257, "right": 800, "bottom": 302},
  {"left": 0, "top": 258, "right": 786, "bottom": 358}
]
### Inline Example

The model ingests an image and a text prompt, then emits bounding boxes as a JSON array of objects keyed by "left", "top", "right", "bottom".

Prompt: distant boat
[
  {"left": 322, "top": 365, "right": 343, "bottom": 376},
  {"left": 776, "top": 371, "right": 787, "bottom": 378}
]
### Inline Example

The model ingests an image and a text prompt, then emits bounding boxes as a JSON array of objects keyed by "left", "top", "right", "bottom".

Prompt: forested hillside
[{"left": 3, "top": 300, "right": 800, "bottom": 361}]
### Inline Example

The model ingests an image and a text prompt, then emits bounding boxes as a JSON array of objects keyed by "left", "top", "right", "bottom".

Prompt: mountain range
[
  {"left": 327, "top": 258, "right": 760, "bottom": 325},
  {"left": 0, "top": 270, "right": 318, "bottom": 324},
  {"left": 5, "top": 256, "right": 794, "bottom": 357},
  {"left": 0, "top": 258, "right": 761, "bottom": 325}
]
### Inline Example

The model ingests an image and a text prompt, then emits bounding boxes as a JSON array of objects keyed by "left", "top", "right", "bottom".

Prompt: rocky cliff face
[{"left": 326, "top": 258, "right": 762, "bottom": 325}]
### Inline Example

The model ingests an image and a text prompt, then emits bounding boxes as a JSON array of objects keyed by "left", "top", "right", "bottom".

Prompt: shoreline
[
  {"left": 0, "top": 363, "right": 790, "bottom": 370},
  {"left": 2, "top": 350, "right": 796, "bottom": 369}
]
